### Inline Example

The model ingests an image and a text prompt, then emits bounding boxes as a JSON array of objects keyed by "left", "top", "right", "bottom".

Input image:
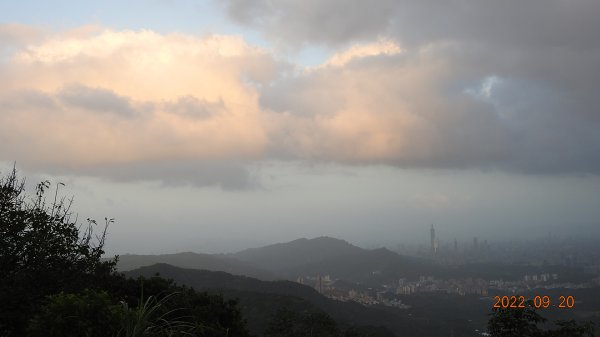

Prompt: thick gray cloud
[
  {"left": 220, "top": 0, "right": 398, "bottom": 46},
  {"left": 220, "top": 0, "right": 600, "bottom": 49},
  {"left": 221, "top": 0, "right": 600, "bottom": 101},
  {"left": 221, "top": 0, "right": 600, "bottom": 174},
  {"left": 260, "top": 50, "right": 600, "bottom": 173}
]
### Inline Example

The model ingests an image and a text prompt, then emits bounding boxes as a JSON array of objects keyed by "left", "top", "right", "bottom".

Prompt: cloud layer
[
  {"left": 1, "top": 12, "right": 599, "bottom": 187},
  {"left": 220, "top": 0, "right": 600, "bottom": 49},
  {"left": 218, "top": 0, "right": 600, "bottom": 173},
  {"left": 0, "top": 28, "right": 278, "bottom": 187}
]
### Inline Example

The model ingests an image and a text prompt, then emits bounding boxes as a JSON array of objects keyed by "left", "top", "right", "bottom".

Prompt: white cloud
[{"left": 321, "top": 39, "right": 402, "bottom": 68}]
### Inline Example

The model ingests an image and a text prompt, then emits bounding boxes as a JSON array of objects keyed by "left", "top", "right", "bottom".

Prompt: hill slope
[
  {"left": 114, "top": 252, "right": 276, "bottom": 280},
  {"left": 230, "top": 237, "right": 437, "bottom": 284},
  {"left": 229, "top": 236, "right": 363, "bottom": 270}
]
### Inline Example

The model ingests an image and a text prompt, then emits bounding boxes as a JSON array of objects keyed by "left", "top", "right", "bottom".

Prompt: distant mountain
[
  {"left": 113, "top": 252, "right": 277, "bottom": 281},
  {"left": 230, "top": 237, "right": 438, "bottom": 284},
  {"left": 125, "top": 263, "right": 459, "bottom": 337},
  {"left": 229, "top": 237, "right": 363, "bottom": 270},
  {"left": 109, "top": 237, "right": 439, "bottom": 285}
]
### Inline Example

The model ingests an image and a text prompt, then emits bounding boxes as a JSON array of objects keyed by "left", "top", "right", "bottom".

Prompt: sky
[{"left": 1, "top": 0, "right": 599, "bottom": 254}]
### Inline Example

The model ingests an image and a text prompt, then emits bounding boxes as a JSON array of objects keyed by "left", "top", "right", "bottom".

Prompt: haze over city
[{"left": 1, "top": 0, "right": 599, "bottom": 255}]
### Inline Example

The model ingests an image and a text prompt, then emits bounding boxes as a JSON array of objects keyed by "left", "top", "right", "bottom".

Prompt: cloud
[
  {"left": 261, "top": 45, "right": 513, "bottom": 167},
  {"left": 85, "top": 160, "right": 260, "bottom": 190},
  {"left": 0, "top": 28, "right": 280, "bottom": 187},
  {"left": 58, "top": 84, "right": 137, "bottom": 117},
  {"left": 220, "top": 0, "right": 399, "bottom": 46},
  {"left": 260, "top": 38, "right": 600, "bottom": 173},
  {"left": 219, "top": 0, "right": 600, "bottom": 174},
  {"left": 0, "top": 23, "right": 45, "bottom": 47},
  {"left": 321, "top": 38, "right": 402, "bottom": 68},
  {"left": 219, "top": 0, "right": 600, "bottom": 49},
  {"left": 220, "top": 0, "right": 600, "bottom": 100},
  {"left": 1, "top": 24, "right": 599, "bottom": 189}
]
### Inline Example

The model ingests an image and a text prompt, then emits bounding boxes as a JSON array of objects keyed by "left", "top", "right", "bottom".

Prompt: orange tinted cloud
[{"left": 0, "top": 28, "right": 278, "bottom": 172}]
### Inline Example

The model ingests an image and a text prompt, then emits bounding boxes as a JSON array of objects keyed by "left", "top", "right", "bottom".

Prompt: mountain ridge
[
  {"left": 112, "top": 251, "right": 277, "bottom": 280},
  {"left": 229, "top": 236, "right": 438, "bottom": 283},
  {"left": 229, "top": 236, "right": 365, "bottom": 270},
  {"left": 112, "top": 236, "right": 440, "bottom": 284}
]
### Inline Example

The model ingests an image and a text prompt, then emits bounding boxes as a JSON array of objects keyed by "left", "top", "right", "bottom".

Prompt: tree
[
  {"left": 0, "top": 168, "right": 117, "bottom": 336},
  {"left": 179, "top": 289, "right": 251, "bottom": 337},
  {"left": 299, "top": 311, "right": 339, "bottom": 337},
  {"left": 548, "top": 320, "right": 596, "bottom": 337},
  {"left": 265, "top": 307, "right": 298, "bottom": 337},
  {"left": 265, "top": 307, "right": 339, "bottom": 337},
  {"left": 27, "top": 289, "right": 123, "bottom": 337},
  {"left": 488, "top": 304, "right": 546, "bottom": 337},
  {"left": 488, "top": 301, "right": 595, "bottom": 337}
]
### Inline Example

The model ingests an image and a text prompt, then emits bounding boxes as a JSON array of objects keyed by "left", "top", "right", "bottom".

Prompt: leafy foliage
[
  {"left": 175, "top": 289, "right": 251, "bottom": 337},
  {"left": 27, "top": 289, "right": 124, "bottom": 337},
  {"left": 265, "top": 307, "right": 374, "bottom": 337},
  {"left": 265, "top": 307, "right": 298, "bottom": 337},
  {"left": 488, "top": 302, "right": 547, "bottom": 337},
  {"left": 0, "top": 168, "right": 117, "bottom": 336},
  {"left": 488, "top": 301, "right": 595, "bottom": 337},
  {"left": 548, "top": 320, "right": 596, "bottom": 337}
]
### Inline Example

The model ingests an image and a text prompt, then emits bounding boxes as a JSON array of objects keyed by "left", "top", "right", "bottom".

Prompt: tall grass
[{"left": 118, "top": 292, "right": 195, "bottom": 337}]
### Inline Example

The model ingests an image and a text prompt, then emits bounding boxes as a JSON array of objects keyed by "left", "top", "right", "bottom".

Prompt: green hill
[
  {"left": 124, "top": 263, "right": 483, "bottom": 337},
  {"left": 230, "top": 237, "right": 437, "bottom": 284}
]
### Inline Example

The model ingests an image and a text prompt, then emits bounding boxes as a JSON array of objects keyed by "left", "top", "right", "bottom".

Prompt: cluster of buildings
[
  {"left": 523, "top": 273, "right": 558, "bottom": 283},
  {"left": 291, "top": 226, "right": 600, "bottom": 308},
  {"left": 299, "top": 274, "right": 490, "bottom": 306},
  {"left": 396, "top": 276, "right": 489, "bottom": 296},
  {"left": 296, "top": 271, "right": 595, "bottom": 309},
  {"left": 293, "top": 267, "right": 600, "bottom": 309},
  {"left": 325, "top": 287, "right": 410, "bottom": 308},
  {"left": 297, "top": 275, "right": 410, "bottom": 308}
]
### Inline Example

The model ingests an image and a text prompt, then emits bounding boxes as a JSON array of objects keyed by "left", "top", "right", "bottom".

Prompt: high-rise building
[{"left": 430, "top": 224, "right": 437, "bottom": 254}]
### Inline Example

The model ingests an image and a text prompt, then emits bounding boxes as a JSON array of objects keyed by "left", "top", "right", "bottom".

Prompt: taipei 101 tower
[{"left": 430, "top": 224, "right": 437, "bottom": 255}]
